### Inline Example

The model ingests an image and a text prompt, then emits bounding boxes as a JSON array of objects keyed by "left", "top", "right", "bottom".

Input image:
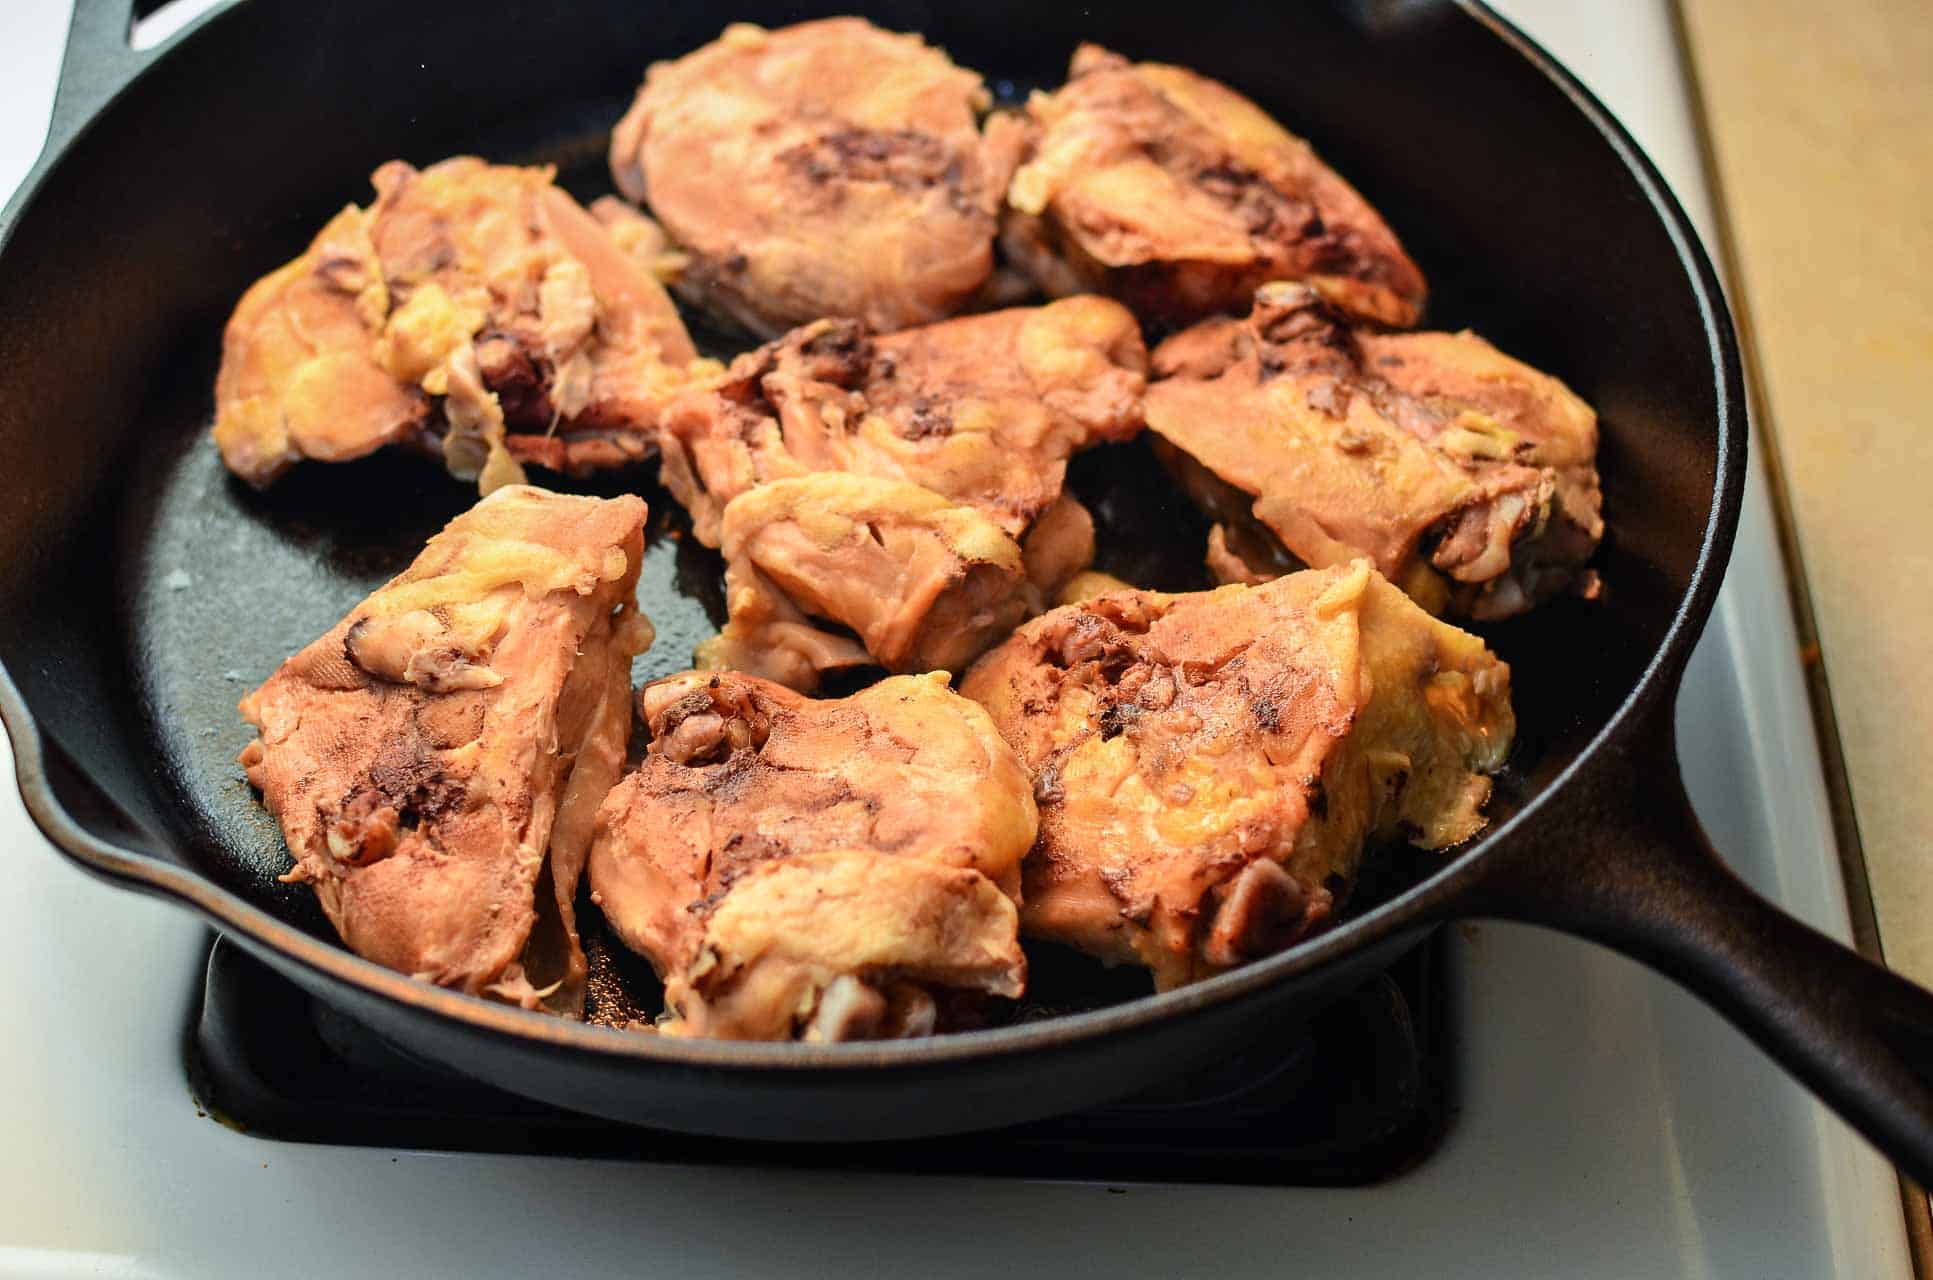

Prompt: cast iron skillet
[{"left": 5, "top": 0, "right": 1933, "bottom": 1174}]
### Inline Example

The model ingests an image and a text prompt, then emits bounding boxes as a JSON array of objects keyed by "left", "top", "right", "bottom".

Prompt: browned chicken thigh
[
  {"left": 655, "top": 297, "right": 1146, "bottom": 687},
  {"left": 608, "top": 18, "right": 1023, "bottom": 338},
  {"left": 962, "top": 563, "right": 1513, "bottom": 990},
  {"left": 1001, "top": 45, "right": 1427, "bottom": 328},
  {"left": 214, "top": 157, "right": 707, "bottom": 491},
  {"left": 238, "top": 487, "right": 652, "bottom": 1014},
  {"left": 587, "top": 670, "right": 1037, "bottom": 1040},
  {"left": 1146, "top": 283, "right": 1603, "bottom": 620}
]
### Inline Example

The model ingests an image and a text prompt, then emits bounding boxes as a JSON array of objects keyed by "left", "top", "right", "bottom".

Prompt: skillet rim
[{"left": 0, "top": 0, "right": 1747, "bottom": 1070}]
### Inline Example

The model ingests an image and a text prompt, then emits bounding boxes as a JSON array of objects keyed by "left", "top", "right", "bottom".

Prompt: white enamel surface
[{"left": 0, "top": 1, "right": 1909, "bottom": 1275}]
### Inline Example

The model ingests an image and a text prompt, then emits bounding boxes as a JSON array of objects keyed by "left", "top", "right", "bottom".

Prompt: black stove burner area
[{"left": 187, "top": 933, "right": 1456, "bottom": 1186}]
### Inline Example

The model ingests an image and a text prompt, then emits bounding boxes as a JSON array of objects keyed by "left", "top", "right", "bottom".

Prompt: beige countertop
[{"left": 1680, "top": 0, "right": 1933, "bottom": 983}]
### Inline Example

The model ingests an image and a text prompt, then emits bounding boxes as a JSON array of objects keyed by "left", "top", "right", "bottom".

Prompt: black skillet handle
[
  {"left": 0, "top": 0, "right": 159, "bottom": 254},
  {"left": 46, "top": 0, "right": 154, "bottom": 157},
  {"left": 1460, "top": 691, "right": 1933, "bottom": 1185},
  {"left": 38, "top": 0, "right": 226, "bottom": 189}
]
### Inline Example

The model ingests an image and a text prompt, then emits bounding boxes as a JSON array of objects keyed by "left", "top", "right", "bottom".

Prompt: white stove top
[{"left": 0, "top": 2, "right": 1910, "bottom": 1276}]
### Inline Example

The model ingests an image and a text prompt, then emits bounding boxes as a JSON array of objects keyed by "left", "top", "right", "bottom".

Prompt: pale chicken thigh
[
  {"left": 1146, "top": 282, "right": 1603, "bottom": 620},
  {"left": 696, "top": 474, "right": 1036, "bottom": 693},
  {"left": 608, "top": 18, "right": 1024, "bottom": 338},
  {"left": 962, "top": 563, "right": 1512, "bottom": 990},
  {"left": 655, "top": 297, "right": 1145, "bottom": 687},
  {"left": 1001, "top": 45, "right": 1427, "bottom": 328},
  {"left": 214, "top": 157, "right": 707, "bottom": 491},
  {"left": 238, "top": 486, "right": 652, "bottom": 1015},
  {"left": 588, "top": 670, "right": 1036, "bottom": 1040}
]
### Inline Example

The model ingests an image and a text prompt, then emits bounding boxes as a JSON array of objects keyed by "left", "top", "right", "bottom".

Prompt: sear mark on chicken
[
  {"left": 608, "top": 18, "right": 1024, "bottom": 338},
  {"left": 213, "top": 157, "right": 710, "bottom": 492},
  {"left": 237, "top": 486, "right": 653, "bottom": 1015},
  {"left": 1145, "top": 283, "right": 1604, "bottom": 620},
  {"left": 655, "top": 296, "right": 1145, "bottom": 687},
  {"left": 961, "top": 562, "right": 1513, "bottom": 990},
  {"left": 1000, "top": 45, "right": 1427, "bottom": 328},
  {"left": 587, "top": 670, "right": 1037, "bottom": 1040}
]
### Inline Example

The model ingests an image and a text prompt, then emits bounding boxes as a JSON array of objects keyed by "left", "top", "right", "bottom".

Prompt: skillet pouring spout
[{"left": 1452, "top": 685, "right": 1933, "bottom": 1186}]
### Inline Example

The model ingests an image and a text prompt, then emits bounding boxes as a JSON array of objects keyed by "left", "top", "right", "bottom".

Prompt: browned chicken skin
[
  {"left": 237, "top": 486, "right": 652, "bottom": 1014},
  {"left": 655, "top": 297, "right": 1145, "bottom": 687},
  {"left": 1146, "top": 283, "right": 1604, "bottom": 620},
  {"left": 1002, "top": 45, "right": 1427, "bottom": 328},
  {"left": 608, "top": 18, "right": 1023, "bottom": 338},
  {"left": 214, "top": 157, "right": 707, "bottom": 491},
  {"left": 961, "top": 563, "right": 1513, "bottom": 990},
  {"left": 587, "top": 670, "right": 1036, "bottom": 1040}
]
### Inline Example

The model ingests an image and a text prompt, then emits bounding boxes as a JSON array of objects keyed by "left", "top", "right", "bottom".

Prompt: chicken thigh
[
  {"left": 587, "top": 670, "right": 1036, "bottom": 1040},
  {"left": 656, "top": 297, "right": 1145, "bottom": 686},
  {"left": 961, "top": 562, "right": 1513, "bottom": 990},
  {"left": 238, "top": 486, "right": 652, "bottom": 1014},
  {"left": 608, "top": 18, "right": 1023, "bottom": 338},
  {"left": 1146, "top": 282, "right": 1603, "bottom": 620},
  {"left": 658, "top": 297, "right": 1145, "bottom": 544},
  {"left": 697, "top": 474, "right": 1035, "bottom": 692},
  {"left": 1001, "top": 45, "right": 1426, "bottom": 328},
  {"left": 214, "top": 157, "right": 707, "bottom": 491}
]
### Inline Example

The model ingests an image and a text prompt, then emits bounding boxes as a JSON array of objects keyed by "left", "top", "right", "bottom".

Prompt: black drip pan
[{"left": 187, "top": 930, "right": 1456, "bottom": 1186}]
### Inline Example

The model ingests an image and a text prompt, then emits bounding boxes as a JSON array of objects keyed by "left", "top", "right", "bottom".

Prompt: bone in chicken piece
[
  {"left": 213, "top": 157, "right": 708, "bottom": 492},
  {"left": 238, "top": 486, "right": 652, "bottom": 1014},
  {"left": 587, "top": 670, "right": 1036, "bottom": 1040},
  {"left": 657, "top": 296, "right": 1144, "bottom": 686},
  {"left": 962, "top": 562, "right": 1513, "bottom": 990},
  {"left": 608, "top": 18, "right": 1026, "bottom": 338},
  {"left": 1146, "top": 283, "right": 1603, "bottom": 620},
  {"left": 1001, "top": 44, "right": 1426, "bottom": 329}
]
